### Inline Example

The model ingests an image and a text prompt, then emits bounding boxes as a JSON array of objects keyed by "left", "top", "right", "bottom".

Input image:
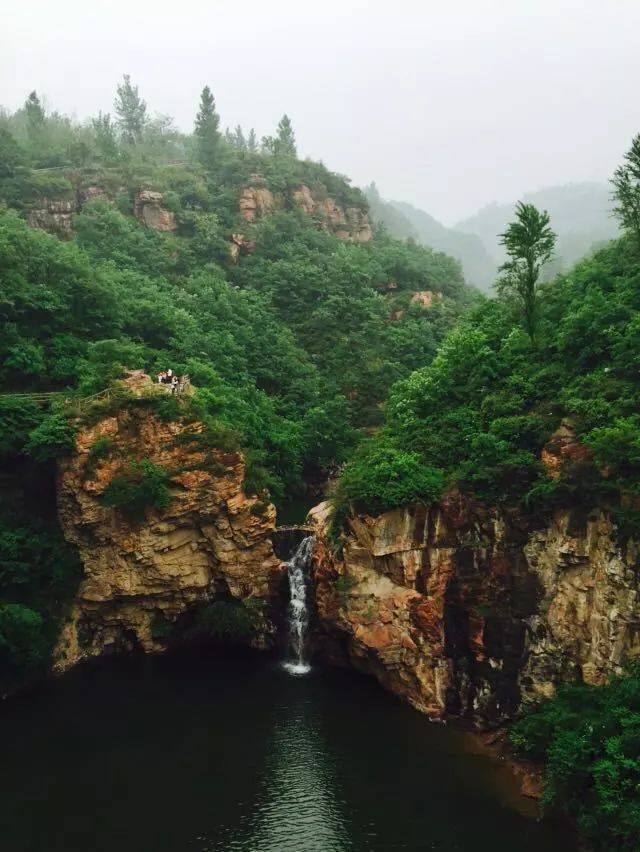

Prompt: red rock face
[{"left": 309, "top": 497, "right": 640, "bottom": 728}]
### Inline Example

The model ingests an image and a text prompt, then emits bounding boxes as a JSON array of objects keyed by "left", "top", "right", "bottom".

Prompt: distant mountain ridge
[
  {"left": 366, "top": 184, "right": 495, "bottom": 291},
  {"left": 367, "top": 181, "right": 619, "bottom": 292},
  {"left": 455, "top": 182, "right": 619, "bottom": 275}
]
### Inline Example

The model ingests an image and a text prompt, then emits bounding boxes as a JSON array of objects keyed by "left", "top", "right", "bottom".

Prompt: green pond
[{"left": 0, "top": 650, "right": 575, "bottom": 851}]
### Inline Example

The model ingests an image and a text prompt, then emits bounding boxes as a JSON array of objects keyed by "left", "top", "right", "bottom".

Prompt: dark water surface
[{"left": 0, "top": 651, "right": 574, "bottom": 852}]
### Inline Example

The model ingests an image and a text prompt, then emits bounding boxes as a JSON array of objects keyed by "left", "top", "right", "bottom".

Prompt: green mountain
[
  {"left": 456, "top": 182, "right": 619, "bottom": 274},
  {"left": 365, "top": 184, "right": 496, "bottom": 291},
  {"left": 0, "top": 82, "right": 477, "bottom": 691}
]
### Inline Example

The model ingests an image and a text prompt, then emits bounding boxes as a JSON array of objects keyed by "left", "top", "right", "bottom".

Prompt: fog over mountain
[
  {"left": 456, "top": 182, "right": 619, "bottom": 271},
  {"left": 368, "top": 181, "right": 619, "bottom": 291},
  {"left": 2, "top": 0, "right": 640, "bottom": 223}
]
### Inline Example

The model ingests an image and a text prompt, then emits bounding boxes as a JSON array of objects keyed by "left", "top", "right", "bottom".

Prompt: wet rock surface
[{"left": 309, "top": 496, "right": 639, "bottom": 727}]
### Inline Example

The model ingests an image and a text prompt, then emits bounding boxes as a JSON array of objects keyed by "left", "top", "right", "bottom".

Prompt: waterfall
[{"left": 283, "top": 535, "right": 314, "bottom": 675}]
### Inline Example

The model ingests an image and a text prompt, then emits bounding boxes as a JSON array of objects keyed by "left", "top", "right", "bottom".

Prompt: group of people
[{"left": 157, "top": 368, "right": 180, "bottom": 392}]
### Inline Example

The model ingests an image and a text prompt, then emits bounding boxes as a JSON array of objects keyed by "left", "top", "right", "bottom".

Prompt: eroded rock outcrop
[
  {"left": 236, "top": 179, "right": 372, "bottom": 243},
  {"left": 239, "top": 185, "right": 278, "bottom": 222},
  {"left": 55, "top": 380, "right": 283, "bottom": 672},
  {"left": 27, "top": 198, "right": 76, "bottom": 235},
  {"left": 133, "top": 189, "right": 178, "bottom": 232},
  {"left": 291, "top": 185, "right": 372, "bottom": 242},
  {"left": 310, "top": 497, "right": 639, "bottom": 727}
]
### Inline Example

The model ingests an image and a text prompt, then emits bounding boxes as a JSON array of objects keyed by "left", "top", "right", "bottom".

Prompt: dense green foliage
[
  {"left": 511, "top": 670, "right": 640, "bottom": 850},
  {"left": 0, "top": 81, "right": 473, "bottom": 691},
  {"left": 0, "top": 203, "right": 468, "bottom": 497},
  {"left": 0, "top": 463, "right": 82, "bottom": 692},
  {"left": 335, "top": 233, "right": 640, "bottom": 517},
  {"left": 100, "top": 459, "right": 171, "bottom": 518},
  {"left": 612, "top": 134, "right": 640, "bottom": 246},
  {"left": 185, "top": 599, "right": 263, "bottom": 642},
  {"left": 366, "top": 184, "right": 496, "bottom": 291}
]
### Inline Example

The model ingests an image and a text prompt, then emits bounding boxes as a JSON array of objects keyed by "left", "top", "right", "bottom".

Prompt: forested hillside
[
  {"left": 336, "top": 226, "right": 640, "bottom": 526},
  {"left": 366, "top": 181, "right": 619, "bottom": 292},
  {"left": 457, "top": 182, "right": 619, "bottom": 276},
  {"left": 365, "top": 183, "right": 496, "bottom": 290},
  {"left": 0, "top": 80, "right": 474, "bottom": 690},
  {"left": 335, "top": 136, "right": 640, "bottom": 851}
]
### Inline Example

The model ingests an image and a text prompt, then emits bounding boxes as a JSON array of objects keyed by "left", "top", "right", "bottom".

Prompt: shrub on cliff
[
  {"left": 24, "top": 414, "right": 76, "bottom": 462},
  {"left": 333, "top": 437, "right": 444, "bottom": 515},
  {"left": 186, "top": 599, "right": 262, "bottom": 643},
  {"left": 511, "top": 669, "right": 640, "bottom": 850},
  {"left": 101, "top": 459, "right": 171, "bottom": 519},
  {"left": 0, "top": 472, "right": 84, "bottom": 693}
]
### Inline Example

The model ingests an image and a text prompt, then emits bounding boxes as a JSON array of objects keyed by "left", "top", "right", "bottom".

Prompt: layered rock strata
[
  {"left": 238, "top": 180, "right": 372, "bottom": 243},
  {"left": 55, "top": 384, "right": 283, "bottom": 672},
  {"left": 310, "top": 496, "right": 639, "bottom": 726},
  {"left": 27, "top": 198, "right": 75, "bottom": 234}
]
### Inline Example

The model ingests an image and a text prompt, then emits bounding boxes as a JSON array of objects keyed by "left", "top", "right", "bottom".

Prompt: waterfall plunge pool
[{"left": 0, "top": 650, "right": 575, "bottom": 852}]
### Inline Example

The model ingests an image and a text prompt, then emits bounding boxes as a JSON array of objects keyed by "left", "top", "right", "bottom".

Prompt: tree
[
  {"left": 24, "top": 91, "right": 44, "bottom": 138},
  {"left": 194, "top": 85, "right": 220, "bottom": 168},
  {"left": 497, "top": 202, "right": 556, "bottom": 343},
  {"left": 612, "top": 133, "right": 640, "bottom": 244},
  {"left": 92, "top": 112, "right": 119, "bottom": 162},
  {"left": 275, "top": 114, "right": 296, "bottom": 157},
  {"left": 113, "top": 74, "right": 147, "bottom": 144},
  {"left": 232, "top": 125, "right": 246, "bottom": 151},
  {"left": 247, "top": 128, "right": 258, "bottom": 154},
  {"left": 262, "top": 114, "right": 297, "bottom": 158},
  {"left": 0, "top": 128, "right": 24, "bottom": 178}
]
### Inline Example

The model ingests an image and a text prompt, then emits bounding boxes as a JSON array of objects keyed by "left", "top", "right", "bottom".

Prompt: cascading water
[{"left": 283, "top": 535, "right": 314, "bottom": 675}]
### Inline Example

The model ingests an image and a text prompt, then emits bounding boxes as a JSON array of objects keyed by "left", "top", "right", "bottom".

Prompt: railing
[
  {"left": 1, "top": 376, "right": 191, "bottom": 413},
  {"left": 31, "top": 160, "right": 190, "bottom": 173},
  {"left": 0, "top": 386, "right": 115, "bottom": 411},
  {"left": 0, "top": 390, "right": 65, "bottom": 403}
]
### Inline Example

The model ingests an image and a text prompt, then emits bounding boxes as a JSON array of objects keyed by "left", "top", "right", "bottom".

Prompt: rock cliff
[
  {"left": 237, "top": 178, "right": 372, "bottom": 243},
  {"left": 309, "top": 496, "right": 639, "bottom": 727},
  {"left": 27, "top": 197, "right": 76, "bottom": 235},
  {"left": 26, "top": 184, "right": 178, "bottom": 237},
  {"left": 133, "top": 188, "right": 178, "bottom": 232},
  {"left": 54, "top": 381, "right": 283, "bottom": 672}
]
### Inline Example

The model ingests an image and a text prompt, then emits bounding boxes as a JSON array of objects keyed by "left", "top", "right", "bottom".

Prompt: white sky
[{"left": 2, "top": 0, "right": 639, "bottom": 223}]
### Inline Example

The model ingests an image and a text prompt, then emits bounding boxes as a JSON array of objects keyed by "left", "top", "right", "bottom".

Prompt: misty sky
[{"left": 2, "top": 0, "right": 639, "bottom": 223}]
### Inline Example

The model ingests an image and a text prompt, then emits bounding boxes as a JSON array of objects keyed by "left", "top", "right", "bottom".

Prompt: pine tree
[
  {"left": 233, "top": 125, "right": 246, "bottom": 151},
  {"left": 612, "top": 134, "right": 640, "bottom": 244},
  {"left": 275, "top": 114, "right": 296, "bottom": 157},
  {"left": 92, "top": 112, "right": 119, "bottom": 162},
  {"left": 194, "top": 86, "right": 221, "bottom": 168},
  {"left": 247, "top": 128, "right": 258, "bottom": 154},
  {"left": 113, "top": 75, "right": 147, "bottom": 144},
  {"left": 24, "top": 91, "right": 44, "bottom": 138},
  {"left": 497, "top": 202, "right": 556, "bottom": 344}
]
